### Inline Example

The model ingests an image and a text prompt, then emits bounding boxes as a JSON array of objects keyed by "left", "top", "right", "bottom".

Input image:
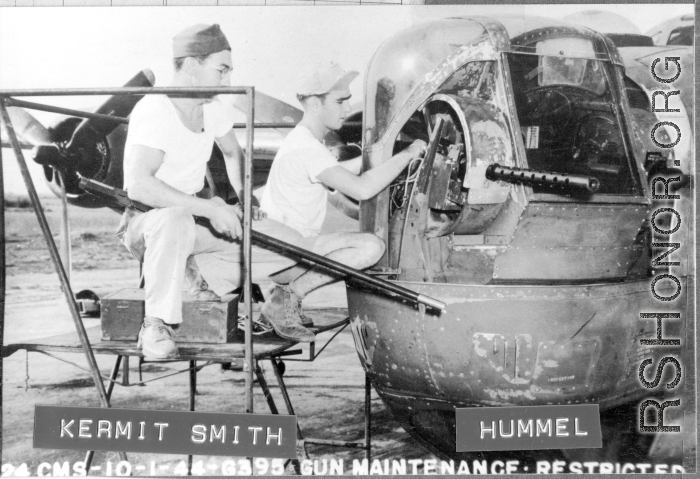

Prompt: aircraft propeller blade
[
  {"left": 28, "top": 69, "right": 155, "bottom": 191},
  {"left": 65, "top": 69, "right": 155, "bottom": 150},
  {"left": 4, "top": 106, "right": 52, "bottom": 146},
  {"left": 0, "top": 140, "right": 34, "bottom": 150}
]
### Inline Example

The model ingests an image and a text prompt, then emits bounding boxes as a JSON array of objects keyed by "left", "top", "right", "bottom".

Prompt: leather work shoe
[
  {"left": 189, "top": 285, "right": 220, "bottom": 301},
  {"left": 264, "top": 284, "right": 313, "bottom": 327},
  {"left": 138, "top": 316, "right": 180, "bottom": 360},
  {"left": 260, "top": 286, "right": 315, "bottom": 343},
  {"left": 297, "top": 298, "right": 314, "bottom": 328}
]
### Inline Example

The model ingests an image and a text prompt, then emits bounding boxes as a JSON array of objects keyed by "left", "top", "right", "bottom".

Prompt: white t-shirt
[
  {"left": 124, "top": 95, "right": 235, "bottom": 195},
  {"left": 260, "top": 125, "right": 339, "bottom": 237}
]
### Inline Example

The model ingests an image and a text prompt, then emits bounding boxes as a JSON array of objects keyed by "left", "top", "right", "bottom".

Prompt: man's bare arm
[
  {"left": 126, "top": 144, "right": 242, "bottom": 238},
  {"left": 316, "top": 140, "right": 426, "bottom": 201},
  {"left": 338, "top": 156, "right": 362, "bottom": 175},
  {"left": 216, "top": 128, "right": 245, "bottom": 199},
  {"left": 216, "top": 128, "right": 266, "bottom": 219}
]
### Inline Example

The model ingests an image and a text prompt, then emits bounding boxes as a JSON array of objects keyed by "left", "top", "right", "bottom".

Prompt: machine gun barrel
[
  {"left": 252, "top": 231, "right": 447, "bottom": 312},
  {"left": 485, "top": 164, "right": 600, "bottom": 193},
  {"left": 78, "top": 177, "right": 151, "bottom": 211},
  {"left": 79, "top": 177, "right": 447, "bottom": 313}
]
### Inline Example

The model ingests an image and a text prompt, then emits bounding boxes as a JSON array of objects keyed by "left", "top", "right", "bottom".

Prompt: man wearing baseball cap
[
  {"left": 259, "top": 61, "right": 426, "bottom": 340},
  {"left": 121, "top": 24, "right": 302, "bottom": 358}
]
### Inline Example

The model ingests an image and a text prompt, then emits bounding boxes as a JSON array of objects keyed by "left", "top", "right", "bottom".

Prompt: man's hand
[
  {"left": 229, "top": 204, "right": 266, "bottom": 221},
  {"left": 208, "top": 202, "right": 243, "bottom": 239},
  {"left": 212, "top": 196, "right": 267, "bottom": 221},
  {"left": 210, "top": 196, "right": 227, "bottom": 207},
  {"left": 252, "top": 206, "right": 267, "bottom": 221},
  {"left": 405, "top": 139, "right": 428, "bottom": 158}
]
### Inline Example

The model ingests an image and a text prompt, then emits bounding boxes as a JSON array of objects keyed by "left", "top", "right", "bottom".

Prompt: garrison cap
[
  {"left": 173, "top": 24, "right": 230, "bottom": 58},
  {"left": 297, "top": 61, "right": 359, "bottom": 97}
]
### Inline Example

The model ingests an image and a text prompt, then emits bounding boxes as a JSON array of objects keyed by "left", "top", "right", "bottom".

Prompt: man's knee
[
  {"left": 152, "top": 207, "right": 195, "bottom": 234},
  {"left": 359, "top": 233, "right": 385, "bottom": 264},
  {"left": 143, "top": 207, "right": 197, "bottom": 249}
]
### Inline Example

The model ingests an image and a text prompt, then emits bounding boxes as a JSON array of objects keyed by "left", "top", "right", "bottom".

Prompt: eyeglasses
[{"left": 202, "top": 61, "right": 233, "bottom": 77}]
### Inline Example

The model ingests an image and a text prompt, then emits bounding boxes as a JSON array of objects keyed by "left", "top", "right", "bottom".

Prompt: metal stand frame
[
  {"left": 14, "top": 333, "right": 370, "bottom": 474},
  {"left": 0, "top": 86, "right": 373, "bottom": 472},
  {"left": 0, "top": 86, "right": 255, "bottom": 468},
  {"left": 255, "top": 357, "right": 373, "bottom": 473}
]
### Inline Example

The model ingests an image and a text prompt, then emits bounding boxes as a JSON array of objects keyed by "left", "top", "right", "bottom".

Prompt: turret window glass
[{"left": 507, "top": 50, "right": 642, "bottom": 196}]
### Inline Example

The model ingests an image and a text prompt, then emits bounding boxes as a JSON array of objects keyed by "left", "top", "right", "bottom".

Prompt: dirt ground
[{"left": 2, "top": 197, "right": 434, "bottom": 476}]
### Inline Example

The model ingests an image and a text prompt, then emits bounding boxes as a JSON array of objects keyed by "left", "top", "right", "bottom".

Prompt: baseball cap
[
  {"left": 297, "top": 61, "right": 359, "bottom": 97},
  {"left": 173, "top": 24, "right": 231, "bottom": 58}
]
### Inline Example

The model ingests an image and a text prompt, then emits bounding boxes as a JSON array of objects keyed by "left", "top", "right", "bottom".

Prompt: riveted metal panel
[
  {"left": 347, "top": 278, "right": 685, "bottom": 460},
  {"left": 492, "top": 202, "right": 649, "bottom": 280}
]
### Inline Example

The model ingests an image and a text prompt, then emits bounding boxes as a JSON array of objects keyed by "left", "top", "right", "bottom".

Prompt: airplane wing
[
  {"left": 228, "top": 89, "right": 300, "bottom": 158},
  {"left": 232, "top": 90, "right": 302, "bottom": 130}
]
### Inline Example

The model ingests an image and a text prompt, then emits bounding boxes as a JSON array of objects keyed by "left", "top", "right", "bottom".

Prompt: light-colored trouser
[{"left": 117, "top": 207, "right": 310, "bottom": 325}]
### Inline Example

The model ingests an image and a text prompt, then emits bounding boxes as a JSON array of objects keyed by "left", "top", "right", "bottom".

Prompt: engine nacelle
[{"left": 33, "top": 69, "right": 155, "bottom": 208}]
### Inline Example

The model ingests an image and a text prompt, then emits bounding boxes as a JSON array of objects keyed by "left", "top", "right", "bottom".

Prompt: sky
[{"left": 0, "top": 3, "right": 694, "bottom": 195}]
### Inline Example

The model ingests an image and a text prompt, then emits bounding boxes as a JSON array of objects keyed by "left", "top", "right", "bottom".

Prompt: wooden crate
[{"left": 100, "top": 288, "right": 239, "bottom": 343}]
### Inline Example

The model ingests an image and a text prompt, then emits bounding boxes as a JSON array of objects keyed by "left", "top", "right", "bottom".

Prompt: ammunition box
[{"left": 100, "top": 288, "right": 239, "bottom": 343}]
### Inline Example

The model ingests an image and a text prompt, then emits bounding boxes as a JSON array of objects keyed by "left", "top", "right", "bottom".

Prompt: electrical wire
[{"left": 390, "top": 157, "right": 423, "bottom": 210}]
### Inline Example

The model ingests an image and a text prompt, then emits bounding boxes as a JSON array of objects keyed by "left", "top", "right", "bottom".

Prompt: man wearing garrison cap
[
  {"left": 259, "top": 61, "right": 426, "bottom": 339},
  {"left": 120, "top": 24, "right": 304, "bottom": 359}
]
